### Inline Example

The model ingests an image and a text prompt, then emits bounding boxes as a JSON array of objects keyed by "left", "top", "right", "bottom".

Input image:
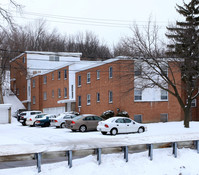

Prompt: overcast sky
[{"left": 3, "top": 0, "right": 190, "bottom": 45}]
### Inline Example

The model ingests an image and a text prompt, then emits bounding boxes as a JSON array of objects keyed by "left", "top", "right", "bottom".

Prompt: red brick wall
[
  {"left": 10, "top": 53, "right": 28, "bottom": 109},
  {"left": 31, "top": 66, "right": 69, "bottom": 111},
  {"left": 76, "top": 60, "right": 184, "bottom": 123}
]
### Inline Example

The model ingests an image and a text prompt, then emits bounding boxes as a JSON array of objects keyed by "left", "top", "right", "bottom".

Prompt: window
[
  {"left": 161, "top": 90, "right": 168, "bottom": 100},
  {"left": 109, "top": 67, "right": 113, "bottom": 78},
  {"left": 64, "top": 69, "right": 67, "bottom": 79},
  {"left": 22, "top": 56, "right": 25, "bottom": 63},
  {"left": 71, "top": 85, "right": 74, "bottom": 99},
  {"left": 52, "top": 90, "right": 54, "bottom": 98},
  {"left": 78, "top": 96, "right": 81, "bottom": 107},
  {"left": 87, "top": 94, "right": 91, "bottom": 105},
  {"left": 32, "top": 79, "right": 35, "bottom": 88},
  {"left": 64, "top": 87, "right": 67, "bottom": 98},
  {"left": 52, "top": 73, "right": 54, "bottom": 80},
  {"left": 43, "top": 92, "right": 47, "bottom": 100},
  {"left": 109, "top": 91, "right": 113, "bottom": 103},
  {"left": 58, "top": 71, "right": 61, "bottom": 80},
  {"left": 97, "top": 92, "right": 100, "bottom": 102},
  {"left": 78, "top": 75, "right": 81, "bottom": 86},
  {"left": 58, "top": 88, "right": 61, "bottom": 98},
  {"left": 116, "top": 118, "right": 124, "bottom": 123},
  {"left": 161, "top": 65, "right": 168, "bottom": 76},
  {"left": 97, "top": 70, "right": 100, "bottom": 80},
  {"left": 134, "top": 62, "right": 142, "bottom": 76},
  {"left": 160, "top": 113, "right": 168, "bottom": 122},
  {"left": 33, "top": 96, "right": 36, "bottom": 104},
  {"left": 124, "top": 118, "right": 131, "bottom": 123},
  {"left": 49, "top": 56, "right": 59, "bottom": 61},
  {"left": 191, "top": 99, "right": 197, "bottom": 107},
  {"left": 134, "top": 114, "right": 142, "bottom": 123},
  {"left": 93, "top": 116, "right": 102, "bottom": 121},
  {"left": 43, "top": 76, "right": 47, "bottom": 84},
  {"left": 134, "top": 90, "right": 142, "bottom": 101},
  {"left": 87, "top": 72, "right": 91, "bottom": 83}
]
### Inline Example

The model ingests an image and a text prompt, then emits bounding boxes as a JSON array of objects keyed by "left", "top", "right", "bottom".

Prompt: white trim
[{"left": 57, "top": 99, "right": 76, "bottom": 104}]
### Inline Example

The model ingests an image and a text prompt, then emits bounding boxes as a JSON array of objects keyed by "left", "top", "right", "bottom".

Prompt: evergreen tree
[{"left": 166, "top": 0, "right": 199, "bottom": 127}]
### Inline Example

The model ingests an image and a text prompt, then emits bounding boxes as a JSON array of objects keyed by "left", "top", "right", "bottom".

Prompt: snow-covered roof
[{"left": 25, "top": 51, "right": 82, "bottom": 57}]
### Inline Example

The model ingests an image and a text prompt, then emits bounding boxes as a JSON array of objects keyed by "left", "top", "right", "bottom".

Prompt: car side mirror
[{"left": 133, "top": 122, "right": 135, "bottom": 124}]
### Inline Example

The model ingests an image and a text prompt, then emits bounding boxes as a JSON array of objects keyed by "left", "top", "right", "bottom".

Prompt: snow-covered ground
[{"left": 0, "top": 118, "right": 199, "bottom": 174}]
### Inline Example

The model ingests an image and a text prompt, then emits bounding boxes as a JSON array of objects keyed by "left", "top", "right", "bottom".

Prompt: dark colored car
[
  {"left": 65, "top": 114, "right": 103, "bottom": 132},
  {"left": 35, "top": 114, "right": 56, "bottom": 127}
]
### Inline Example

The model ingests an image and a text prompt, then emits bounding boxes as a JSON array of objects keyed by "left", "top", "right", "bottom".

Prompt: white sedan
[
  {"left": 51, "top": 113, "right": 77, "bottom": 128},
  {"left": 97, "top": 117, "right": 147, "bottom": 135}
]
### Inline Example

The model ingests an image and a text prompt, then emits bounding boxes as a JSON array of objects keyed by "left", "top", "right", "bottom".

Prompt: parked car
[
  {"left": 97, "top": 117, "right": 147, "bottom": 135},
  {"left": 35, "top": 114, "right": 56, "bottom": 127},
  {"left": 51, "top": 113, "right": 77, "bottom": 128},
  {"left": 12, "top": 109, "right": 27, "bottom": 121},
  {"left": 65, "top": 114, "right": 103, "bottom": 132},
  {"left": 26, "top": 113, "right": 47, "bottom": 126},
  {"left": 19, "top": 111, "right": 42, "bottom": 126}
]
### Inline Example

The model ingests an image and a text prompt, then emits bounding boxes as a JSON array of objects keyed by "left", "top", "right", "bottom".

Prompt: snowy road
[{"left": 0, "top": 119, "right": 199, "bottom": 156}]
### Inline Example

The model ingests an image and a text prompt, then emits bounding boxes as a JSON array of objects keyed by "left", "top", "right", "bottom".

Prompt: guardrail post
[
  {"left": 67, "top": 150, "right": 72, "bottom": 168},
  {"left": 195, "top": 140, "right": 199, "bottom": 153},
  {"left": 123, "top": 146, "right": 128, "bottom": 162},
  {"left": 35, "top": 153, "right": 42, "bottom": 173},
  {"left": 148, "top": 144, "right": 153, "bottom": 161},
  {"left": 96, "top": 148, "right": 102, "bottom": 165},
  {"left": 172, "top": 142, "right": 177, "bottom": 158}
]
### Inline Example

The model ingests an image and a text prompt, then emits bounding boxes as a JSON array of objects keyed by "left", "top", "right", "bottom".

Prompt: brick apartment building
[{"left": 10, "top": 52, "right": 199, "bottom": 123}]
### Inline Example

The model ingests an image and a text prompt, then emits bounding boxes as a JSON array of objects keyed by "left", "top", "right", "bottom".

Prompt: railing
[{"left": 1, "top": 140, "right": 199, "bottom": 173}]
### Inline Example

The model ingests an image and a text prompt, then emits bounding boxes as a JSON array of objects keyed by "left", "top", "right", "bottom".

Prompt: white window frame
[
  {"left": 64, "top": 87, "right": 67, "bottom": 98},
  {"left": 87, "top": 94, "right": 91, "bottom": 105},
  {"left": 191, "top": 99, "right": 197, "bottom": 107},
  {"left": 109, "top": 91, "right": 113, "bottom": 103},
  {"left": 52, "top": 90, "right": 54, "bottom": 98},
  {"left": 87, "top": 72, "right": 91, "bottom": 83},
  {"left": 78, "top": 75, "right": 81, "bottom": 87},
  {"left": 43, "top": 92, "right": 47, "bottom": 100},
  {"left": 71, "top": 85, "right": 74, "bottom": 99},
  {"left": 58, "top": 71, "right": 61, "bottom": 80},
  {"left": 97, "top": 70, "right": 100, "bottom": 80},
  {"left": 32, "top": 79, "right": 35, "bottom": 88},
  {"left": 58, "top": 88, "right": 61, "bottom": 98},
  {"left": 97, "top": 92, "right": 100, "bottom": 102},
  {"left": 134, "top": 89, "right": 142, "bottom": 101},
  {"left": 78, "top": 96, "right": 81, "bottom": 107},
  {"left": 109, "top": 67, "right": 113, "bottom": 78},
  {"left": 43, "top": 76, "right": 47, "bottom": 84},
  {"left": 161, "top": 90, "right": 168, "bottom": 100},
  {"left": 33, "top": 96, "right": 36, "bottom": 104},
  {"left": 52, "top": 73, "right": 54, "bottom": 80},
  {"left": 64, "top": 69, "right": 67, "bottom": 79}
]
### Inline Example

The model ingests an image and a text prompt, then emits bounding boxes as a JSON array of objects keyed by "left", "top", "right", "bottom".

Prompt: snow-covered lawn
[{"left": 0, "top": 117, "right": 199, "bottom": 174}]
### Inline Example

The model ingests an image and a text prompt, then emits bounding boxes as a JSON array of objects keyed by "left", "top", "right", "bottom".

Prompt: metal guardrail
[{"left": 30, "top": 140, "right": 199, "bottom": 173}]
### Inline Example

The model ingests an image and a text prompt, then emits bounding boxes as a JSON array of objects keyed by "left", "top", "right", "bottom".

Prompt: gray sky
[{"left": 2, "top": 0, "right": 190, "bottom": 45}]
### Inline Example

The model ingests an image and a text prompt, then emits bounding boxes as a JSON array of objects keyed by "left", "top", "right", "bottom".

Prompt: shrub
[
  {"left": 100, "top": 110, "right": 114, "bottom": 120},
  {"left": 116, "top": 111, "right": 129, "bottom": 117}
]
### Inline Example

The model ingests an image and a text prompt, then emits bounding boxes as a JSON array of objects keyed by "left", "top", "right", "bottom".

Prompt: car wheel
[
  {"left": 79, "top": 125, "right": 87, "bottom": 132},
  {"left": 44, "top": 122, "right": 50, "bottom": 127},
  {"left": 101, "top": 131, "right": 107, "bottom": 135},
  {"left": 22, "top": 122, "right": 26, "bottom": 126},
  {"left": 138, "top": 127, "right": 144, "bottom": 133},
  {"left": 110, "top": 128, "right": 118, "bottom": 136},
  {"left": 33, "top": 122, "right": 36, "bottom": 127},
  {"left": 60, "top": 123, "right": 65, "bottom": 128}
]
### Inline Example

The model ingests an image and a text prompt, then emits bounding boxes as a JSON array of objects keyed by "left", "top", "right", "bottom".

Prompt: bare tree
[{"left": 115, "top": 17, "right": 197, "bottom": 128}]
